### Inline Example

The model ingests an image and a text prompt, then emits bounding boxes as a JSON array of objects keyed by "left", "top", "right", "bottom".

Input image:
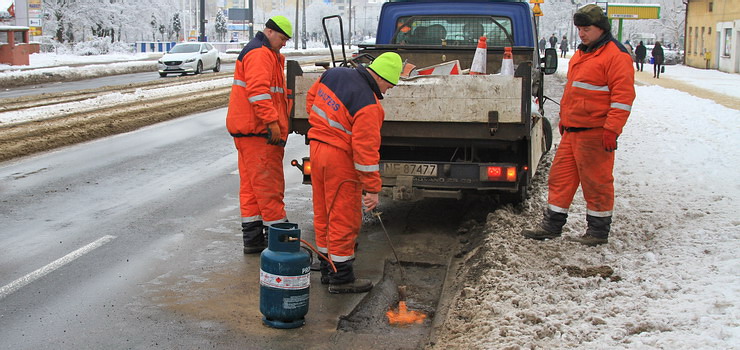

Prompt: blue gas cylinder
[{"left": 259, "top": 222, "right": 311, "bottom": 329}]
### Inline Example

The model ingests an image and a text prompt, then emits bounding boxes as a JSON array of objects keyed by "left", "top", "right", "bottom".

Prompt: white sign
[
  {"left": 611, "top": 14, "right": 639, "bottom": 18},
  {"left": 29, "top": 18, "right": 42, "bottom": 26}
]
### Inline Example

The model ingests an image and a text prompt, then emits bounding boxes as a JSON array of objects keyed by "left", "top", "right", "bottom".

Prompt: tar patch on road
[{"left": 334, "top": 260, "right": 446, "bottom": 349}]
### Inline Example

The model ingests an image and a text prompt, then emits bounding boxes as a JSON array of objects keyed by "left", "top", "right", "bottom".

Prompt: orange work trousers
[
  {"left": 310, "top": 141, "right": 362, "bottom": 262},
  {"left": 234, "top": 137, "right": 286, "bottom": 225},
  {"left": 548, "top": 128, "right": 615, "bottom": 215}
]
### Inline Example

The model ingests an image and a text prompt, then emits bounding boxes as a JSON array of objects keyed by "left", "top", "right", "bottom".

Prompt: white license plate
[{"left": 382, "top": 163, "right": 438, "bottom": 177}]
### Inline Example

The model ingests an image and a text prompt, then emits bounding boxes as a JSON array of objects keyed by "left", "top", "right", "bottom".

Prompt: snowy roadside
[
  {"left": 0, "top": 47, "right": 335, "bottom": 90},
  {"left": 431, "top": 63, "right": 740, "bottom": 348},
  {"left": 0, "top": 77, "right": 231, "bottom": 126}
]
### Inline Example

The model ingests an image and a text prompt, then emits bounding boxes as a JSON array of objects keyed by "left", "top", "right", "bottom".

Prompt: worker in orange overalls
[
  {"left": 306, "top": 52, "right": 403, "bottom": 293},
  {"left": 226, "top": 16, "right": 292, "bottom": 254},
  {"left": 522, "top": 4, "right": 635, "bottom": 246}
]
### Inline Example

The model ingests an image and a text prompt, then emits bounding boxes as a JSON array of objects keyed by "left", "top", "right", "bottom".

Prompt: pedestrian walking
[
  {"left": 305, "top": 52, "right": 403, "bottom": 293},
  {"left": 635, "top": 41, "right": 646, "bottom": 71},
  {"left": 539, "top": 37, "right": 547, "bottom": 55},
  {"left": 652, "top": 41, "right": 664, "bottom": 78},
  {"left": 559, "top": 35, "right": 569, "bottom": 58},
  {"left": 549, "top": 33, "right": 558, "bottom": 49},
  {"left": 226, "top": 16, "right": 293, "bottom": 254},
  {"left": 521, "top": 4, "right": 635, "bottom": 246}
]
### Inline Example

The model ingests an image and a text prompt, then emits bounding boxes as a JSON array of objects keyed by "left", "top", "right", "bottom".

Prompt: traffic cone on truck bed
[
  {"left": 500, "top": 47, "right": 514, "bottom": 76},
  {"left": 470, "top": 36, "right": 487, "bottom": 75}
]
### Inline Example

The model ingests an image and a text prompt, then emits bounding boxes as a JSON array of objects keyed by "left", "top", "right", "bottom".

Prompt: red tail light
[{"left": 486, "top": 166, "right": 517, "bottom": 182}]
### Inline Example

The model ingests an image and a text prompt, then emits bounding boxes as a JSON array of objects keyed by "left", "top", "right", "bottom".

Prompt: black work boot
[
  {"left": 568, "top": 215, "right": 611, "bottom": 246},
  {"left": 327, "top": 259, "right": 373, "bottom": 294},
  {"left": 521, "top": 208, "right": 568, "bottom": 240},
  {"left": 319, "top": 260, "right": 330, "bottom": 285},
  {"left": 242, "top": 221, "right": 266, "bottom": 254}
]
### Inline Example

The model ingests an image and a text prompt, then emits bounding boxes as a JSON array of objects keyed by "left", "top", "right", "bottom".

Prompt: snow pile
[
  {"left": 72, "top": 37, "right": 135, "bottom": 56},
  {"left": 432, "top": 85, "right": 740, "bottom": 349},
  {"left": 0, "top": 77, "right": 231, "bottom": 126}
]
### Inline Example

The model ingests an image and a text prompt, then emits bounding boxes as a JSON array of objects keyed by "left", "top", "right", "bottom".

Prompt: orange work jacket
[
  {"left": 560, "top": 36, "right": 636, "bottom": 135},
  {"left": 226, "top": 31, "right": 289, "bottom": 141},
  {"left": 306, "top": 65, "right": 385, "bottom": 193}
]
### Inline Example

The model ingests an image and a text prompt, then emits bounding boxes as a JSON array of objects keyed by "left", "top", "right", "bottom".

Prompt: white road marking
[{"left": 0, "top": 235, "right": 117, "bottom": 300}]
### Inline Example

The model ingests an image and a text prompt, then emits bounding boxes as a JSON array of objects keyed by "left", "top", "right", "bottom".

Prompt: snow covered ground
[
  {"left": 431, "top": 60, "right": 740, "bottom": 349},
  {"left": 2, "top": 52, "right": 738, "bottom": 349}
]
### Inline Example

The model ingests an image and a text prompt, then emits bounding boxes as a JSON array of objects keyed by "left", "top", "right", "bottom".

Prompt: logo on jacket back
[{"left": 317, "top": 88, "right": 341, "bottom": 111}]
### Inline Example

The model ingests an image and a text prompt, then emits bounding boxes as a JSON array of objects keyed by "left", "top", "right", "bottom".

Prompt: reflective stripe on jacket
[
  {"left": 560, "top": 37, "right": 636, "bottom": 135},
  {"left": 306, "top": 65, "right": 385, "bottom": 193},
  {"left": 226, "top": 31, "right": 289, "bottom": 140}
]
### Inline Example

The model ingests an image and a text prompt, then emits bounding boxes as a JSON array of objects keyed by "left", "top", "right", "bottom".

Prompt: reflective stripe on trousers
[
  {"left": 547, "top": 128, "right": 615, "bottom": 213},
  {"left": 234, "top": 137, "right": 287, "bottom": 223},
  {"left": 310, "top": 141, "right": 361, "bottom": 263}
]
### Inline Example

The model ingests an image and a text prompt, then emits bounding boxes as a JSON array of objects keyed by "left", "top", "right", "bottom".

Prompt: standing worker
[
  {"left": 521, "top": 4, "right": 635, "bottom": 246},
  {"left": 306, "top": 52, "right": 403, "bottom": 293},
  {"left": 226, "top": 16, "right": 293, "bottom": 254},
  {"left": 634, "top": 41, "right": 646, "bottom": 72}
]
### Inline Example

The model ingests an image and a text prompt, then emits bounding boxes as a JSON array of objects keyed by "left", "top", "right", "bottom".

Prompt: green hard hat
[
  {"left": 368, "top": 52, "right": 403, "bottom": 85},
  {"left": 267, "top": 15, "right": 293, "bottom": 38}
]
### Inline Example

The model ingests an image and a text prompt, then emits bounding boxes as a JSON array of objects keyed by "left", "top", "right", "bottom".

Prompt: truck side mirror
[{"left": 542, "top": 48, "right": 558, "bottom": 75}]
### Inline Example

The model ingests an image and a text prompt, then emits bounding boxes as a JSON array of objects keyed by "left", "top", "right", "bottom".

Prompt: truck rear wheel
[{"left": 543, "top": 117, "right": 553, "bottom": 153}]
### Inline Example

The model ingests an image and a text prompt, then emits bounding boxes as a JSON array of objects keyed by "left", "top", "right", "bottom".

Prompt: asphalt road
[{"left": 0, "top": 106, "right": 463, "bottom": 348}]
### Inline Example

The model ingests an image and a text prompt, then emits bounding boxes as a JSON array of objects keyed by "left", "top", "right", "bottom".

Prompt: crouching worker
[{"left": 306, "top": 52, "right": 403, "bottom": 293}]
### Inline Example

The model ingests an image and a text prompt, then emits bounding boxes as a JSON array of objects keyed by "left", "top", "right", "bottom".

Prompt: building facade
[{"left": 685, "top": 0, "right": 740, "bottom": 73}]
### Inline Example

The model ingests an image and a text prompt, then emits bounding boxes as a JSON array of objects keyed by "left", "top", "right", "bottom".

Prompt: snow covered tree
[
  {"left": 172, "top": 13, "right": 182, "bottom": 41},
  {"left": 215, "top": 10, "right": 227, "bottom": 42}
]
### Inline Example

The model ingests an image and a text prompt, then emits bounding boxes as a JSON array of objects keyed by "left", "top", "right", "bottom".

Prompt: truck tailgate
[{"left": 292, "top": 72, "right": 524, "bottom": 126}]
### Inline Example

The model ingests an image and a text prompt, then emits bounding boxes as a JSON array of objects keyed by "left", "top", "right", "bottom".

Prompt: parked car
[{"left": 158, "top": 42, "right": 220, "bottom": 77}]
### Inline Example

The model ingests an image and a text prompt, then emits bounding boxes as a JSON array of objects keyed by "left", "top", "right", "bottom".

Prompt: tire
[
  {"left": 159, "top": 72, "right": 167, "bottom": 78},
  {"left": 501, "top": 185, "right": 528, "bottom": 204},
  {"left": 213, "top": 58, "right": 221, "bottom": 72},
  {"left": 542, "top": 117, "right": 553, "bottom": 153},
  {"left": 195, "top": 61, "right": 203, "bottom": 75}
]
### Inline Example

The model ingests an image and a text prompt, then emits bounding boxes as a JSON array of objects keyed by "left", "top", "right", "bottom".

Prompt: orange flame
[{"left": 386, "top": 301, "right": 427, "bottom": 325}]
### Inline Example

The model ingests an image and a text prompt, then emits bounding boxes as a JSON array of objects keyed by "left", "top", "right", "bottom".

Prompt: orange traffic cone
[
  {"left": 470, "top": 36, "right": 487, "bottom": 75},
  {"left": 500, "top": 46, "right": 514, "bottom": 76}
]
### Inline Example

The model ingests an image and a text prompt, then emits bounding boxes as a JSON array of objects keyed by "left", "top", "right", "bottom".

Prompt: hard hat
[
  {"left": 266, "top": 15, "right": 293, "bottom": 38},
  {"left": 368, "top": 52, "right": 403, "bottom": 85}
]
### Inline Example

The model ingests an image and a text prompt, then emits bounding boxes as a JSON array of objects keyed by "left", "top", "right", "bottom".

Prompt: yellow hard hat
[
  {"left": 368, "top": 52, "right": 403, "bottom": 85},
  {"left": 266, "top": 15, "right": 292, "bottom": 38}
]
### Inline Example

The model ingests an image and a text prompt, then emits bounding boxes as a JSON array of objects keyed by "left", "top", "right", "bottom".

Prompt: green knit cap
[
  {"left": 266, "top": 15, "right": 292, "bottom": 38},
  {"left": 368, "top": 52, "right": 403, "bottom": 85}
]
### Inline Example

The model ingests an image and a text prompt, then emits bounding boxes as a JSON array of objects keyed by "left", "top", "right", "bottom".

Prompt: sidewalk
[{"left": 557, "top": 56, "right": 740, "bottom": 111}]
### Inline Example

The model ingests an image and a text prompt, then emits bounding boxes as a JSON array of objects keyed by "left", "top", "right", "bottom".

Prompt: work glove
[
  {"left": 602, "top": 129, "right": 618, "bottom": 152},
  {"left": 362, "top": 192, "right": 379, "bottom": 212},
  {"left": 266, "top": 121, "right": 281, "bottom": 145}
]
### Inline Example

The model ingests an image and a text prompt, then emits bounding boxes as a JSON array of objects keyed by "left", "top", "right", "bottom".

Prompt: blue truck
[{"left": 290, "top": 0, "right": 558, "bottom": 202}]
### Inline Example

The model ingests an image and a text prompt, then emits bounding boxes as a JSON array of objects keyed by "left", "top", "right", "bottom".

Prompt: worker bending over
[{"left": 306, "top": 52, "right": 403, "bottom": 293}]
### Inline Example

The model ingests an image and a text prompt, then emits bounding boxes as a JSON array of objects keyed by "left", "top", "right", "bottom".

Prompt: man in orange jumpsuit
[
  {"left": 306, "top": 52, "right": 403, "bottom": 293},
  {"left": 226, "top": 16, "right": 292, "bottom": 254},
  {"left": 522, "top": 5, "right": 635, "bottom": 246}
]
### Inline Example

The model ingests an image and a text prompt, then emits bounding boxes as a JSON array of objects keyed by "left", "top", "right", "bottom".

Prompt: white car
[{"left": 158, "top": 42, "right": 220, "bottom": 77}]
